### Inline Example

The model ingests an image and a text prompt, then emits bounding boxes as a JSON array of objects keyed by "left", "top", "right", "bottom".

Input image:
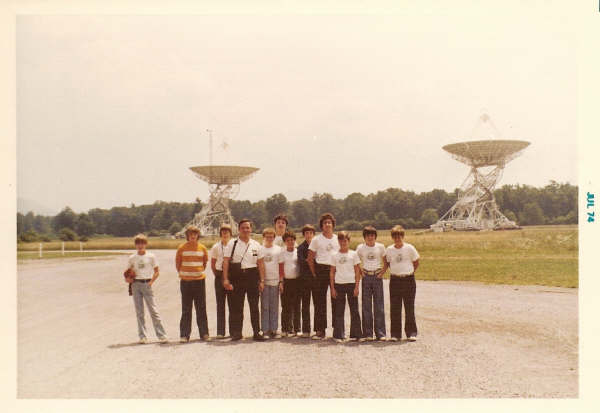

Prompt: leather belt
[
  {"left": 363, "top": 269, "right": 382, "bottom": 276},
  {"left": 134, "top": 279, "right": 151, "bottom": 283}
]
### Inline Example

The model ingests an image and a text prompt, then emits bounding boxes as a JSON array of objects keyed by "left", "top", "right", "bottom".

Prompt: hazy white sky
[{"left": 17, "top": 13, "right": 577, "bottom": 214}]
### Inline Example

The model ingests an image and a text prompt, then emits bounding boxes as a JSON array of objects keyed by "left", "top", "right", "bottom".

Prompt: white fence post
[
  {"left": 62, "top": 241, "right": 65, "bottom": 256},
  {"left": 39, "top": 243, "right": 42, "bottom": 258}
]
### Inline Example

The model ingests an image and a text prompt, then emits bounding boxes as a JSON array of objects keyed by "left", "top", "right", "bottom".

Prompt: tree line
[{"left": 17, "top": 181, "right": 577, "bottom": 241}]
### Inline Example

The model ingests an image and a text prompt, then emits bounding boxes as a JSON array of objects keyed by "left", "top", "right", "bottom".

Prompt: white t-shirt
[
  {"left": 258, "top": 245, "right": 282, "bottom": 286},
  {"left": 273, "top": 235, "right": 285, "bottom": 248},
  {"left": 330, "top": 250, "right": 360, "bottom": 284},
  {"left": 308, "top": 233, "right": 340, "bottom": 265},
  {"left": 210, "top": 239, "right": 234, "bottom": 271},
  {"left": 128, "top": 252, "right": 158, "bottom": 280},
  {"left": 224, "top": 238, "right": 261, "bottom": 269},
  {"left": 356, "top": 242, "right": 386, "bottom": 271},
  {"left": 278, "top": 248, "right": 299, "bottom": 279},
  {"left": 385, "top": 243, "right": 420, "bottom": 275}
]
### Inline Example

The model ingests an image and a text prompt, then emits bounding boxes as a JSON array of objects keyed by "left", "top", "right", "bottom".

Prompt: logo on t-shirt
[
  {"left": 338, "top": 255, "right": 347, "bottom": 264},
  {"left": 138, "top": 261, "right": 146, "bottom": 269},
  {"left": 264, "top": 254, "right": 273, "bottom": 262},
  {"left": 395, "top": 254, "right": 403, "bottom": 263},
  {"left": 367, "top": 253, "right": 376, "bottom": 261},
  {"left": 326, "top": 244, "right": 333, "bottom": 251}
]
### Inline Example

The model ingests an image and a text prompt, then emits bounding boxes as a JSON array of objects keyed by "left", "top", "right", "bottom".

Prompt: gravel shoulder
[{"left": 17, "top": 250, "right": 578, "bottom": 398}]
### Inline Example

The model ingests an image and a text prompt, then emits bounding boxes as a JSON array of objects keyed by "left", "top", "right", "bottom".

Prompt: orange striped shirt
[{"left": 175, "top": 241, "right": 208, "bottom": 280}]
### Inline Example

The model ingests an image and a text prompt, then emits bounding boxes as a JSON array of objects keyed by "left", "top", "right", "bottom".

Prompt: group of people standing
[{"left": 124, "top": 212, "right": 420, "bottom": 344}]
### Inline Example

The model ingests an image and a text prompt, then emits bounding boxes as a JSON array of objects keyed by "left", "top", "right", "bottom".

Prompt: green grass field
[
  {"left": 17, "top": 251, "right": 127, "bottom": 260},
  {"left": 16, "top": 225, "right": 577, "bottom": 287}
]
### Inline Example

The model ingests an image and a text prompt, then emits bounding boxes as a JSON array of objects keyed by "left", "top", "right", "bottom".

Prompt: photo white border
[{"left": 1, "top": 0, "right": 599, "bottom": 411}]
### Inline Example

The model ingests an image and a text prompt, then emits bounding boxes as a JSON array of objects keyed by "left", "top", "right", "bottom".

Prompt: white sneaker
[
  {"left": 158, "top": 336, "right": 168, "bottom": 343},
  {"left": 216, "top": 334, "right": 225, "bottom": 339},
  {"left": 408, "top": 335, "right": 417, "bottom": 342},
  {"left": 389, "top": 337, "right": 399, "bottom": 342},
  {"left": 349, "top": 337, "right": 359, "bottom": 342},
  {"left": 138, "top": 337, "right": 147, "bottom": 344},
  {"left": 366, "top": 337, "right": 375, "bottom": 341},
  {"left": 273, "top": 332, "right": 282, "bottom": 339},
  {"left": 281, "top": 332, "right": 288, "bottom": 338},
  {"left": 358, "top": 337, "right": 367, "bottom": 342},
  {"left": 377, "top": 337, "right": 387, "bottom": 342},
  {"left": 333, "top": 338, "right": 344, "bottom": 343},
  {"left": 263, "top": 334, "right": 271, "bottom": 340},
  {"left": 180, "top": 337, "right": 189, "bottom": 343}
]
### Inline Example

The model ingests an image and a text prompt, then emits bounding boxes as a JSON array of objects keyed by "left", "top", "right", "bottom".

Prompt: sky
[{"left": 16, "top": 13, "right": 577, "bottom": 215}]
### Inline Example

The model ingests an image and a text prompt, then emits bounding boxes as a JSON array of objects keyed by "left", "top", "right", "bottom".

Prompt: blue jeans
[
  {"left": 261, "top": 285, "right": 279, "bottom": 333},
  {"left": 361, "top": 275, "right": 386, "bottom": 338},
  {"left": 132, "top": 281, "right": 166, "bottom": 339}
]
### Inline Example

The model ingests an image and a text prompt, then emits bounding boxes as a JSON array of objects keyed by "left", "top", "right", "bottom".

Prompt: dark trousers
[
  {"left": 214, "top": 270, "right": 231, "bottom": 336},
  {"left": 180, "top": 279, "right": 209, "bottom": 339},
  {"left": 281, "top": 278, "right": 301, "bottom": 333},
  {"left": 333, "top": 283, "right": 362, "bottom": 339},
  {"left": 389, "top": 275, "right": 417, "bottom": 339},
  {"left": 229, "top": 267, "right": 261, "bottom": 336},
  {"left": 361, "top": 275, "right": 386, "bottom": 338},
  {"left": 299, "top": 276, "right": 313, "bottom": 333},
  {"left": 312, "top": 264, "right": 337, "bottom": 332}
]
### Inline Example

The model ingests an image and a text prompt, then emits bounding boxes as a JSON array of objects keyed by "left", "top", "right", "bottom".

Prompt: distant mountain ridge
[{"left": 17, "top": 197, "right": 57, "bottom": 216}]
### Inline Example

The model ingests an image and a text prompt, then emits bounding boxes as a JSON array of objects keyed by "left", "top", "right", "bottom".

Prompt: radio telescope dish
[
  {"left": 178, "top": 165, "right": 259, "bottom": 237},
  {"left": 442, "top": 140, "right": 530, "bottom": 168},
  {"left": 431, "top": 124, "right": 530, "bottom": 231}
]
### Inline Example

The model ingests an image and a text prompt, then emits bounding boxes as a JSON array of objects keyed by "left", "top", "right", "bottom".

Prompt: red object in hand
[{"left": 124, "top": 268, "right": 136, "bottom": 284}]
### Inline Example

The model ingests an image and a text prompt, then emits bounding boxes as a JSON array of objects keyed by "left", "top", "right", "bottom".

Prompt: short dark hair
[
  {"left": 301, "top": 224, "right": 316, "bottom": 235},
  {"left": 337, "top": 231, "right": 350, "bottom": 242},
  {"left": 319, "top": 213, "right": 336, "bottom": 229},
  {"left": 238, "top": 219, "right": 253, "bottom": 229},
  {"left": 282, "top": 230, "right": 296, "bottom": 241},
  {"left": 273, "top": 214, "right": 288, "bottom": 225},
  {"left": 362, "top": 225, "right": 377, "bottom": 238}
]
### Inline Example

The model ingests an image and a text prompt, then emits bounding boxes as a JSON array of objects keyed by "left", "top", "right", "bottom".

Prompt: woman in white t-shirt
[
  {"left": 307, "top": 213, "right": 340, "bottom": 339},
  {"left": 329, "top": 231, "right": 362, "bottom": 343},
  {"left": 209, "top": 224, "right": 234, "bottom": 339}
]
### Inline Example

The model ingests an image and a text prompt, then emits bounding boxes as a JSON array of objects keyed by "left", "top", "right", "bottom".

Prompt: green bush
[
  {"left": 169, "top": 222, "right": 183, "bottom": 235},
  {"left": 341, "top": 219, "right": 362, "bottom": 230},
  {"left": 19, "top": 230, "right": 39, "bottom": 242},
  {"left": 59, "top": 228, "right": 78, "bottom": 241}
]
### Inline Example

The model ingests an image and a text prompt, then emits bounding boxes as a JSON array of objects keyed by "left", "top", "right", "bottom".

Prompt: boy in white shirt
[
  {"left": 279, "top": 231, "right": 301, "bottom": 336},
  {"left": 382, "top": 225, "right": 420, "bottom": 342},
  {"left": 210, "top": 224, "right": 234, "bottom": 339},
  {"left": 258, "top": 227, "right": 282, "bottom": 339},
  {"left": 125, "top": 234, "right": 168, "bottom": 344},
  {"left": 307, "top": 213, "right": 340, "bottom": 339},
  {"left": 356, "top": 226, "right": 387, "bottom": 341},
  {"left": 329, "top": 231, "right": 363, "bottom": 343}
]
